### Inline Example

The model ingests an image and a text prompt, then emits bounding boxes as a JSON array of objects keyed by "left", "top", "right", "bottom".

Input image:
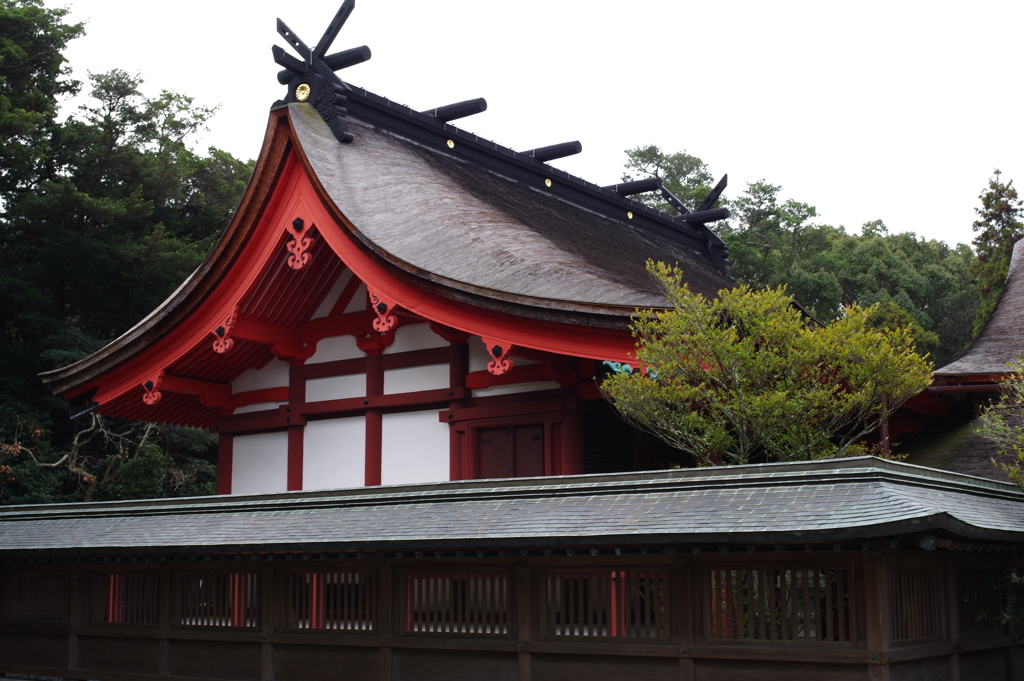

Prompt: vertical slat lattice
[
  {"left": 83, "top": 573, "right": 157, "bottom": 625},
  {"left": 406, "top": 573, "right": 508, "bottom": 635},
  {"left": 889, "top": 568, "right": 942, "bottom": 641},
  {"left": 0, "top": 571, "right": 69, "bottom": 623},
  {"left": 283, "top": 572, "right": 375, "bottom": 630},
  {"left": 958, "top": 569, "right": 1003, "bottom": 635},
  {"left": 179, "top": 573, "right": 259, "bottom": 628},
  {"left": 545, "top": 571, "right": 666, "bottom": 638},
  {"left": 708, "top": 566, "right": 852, "bottom": 643}
]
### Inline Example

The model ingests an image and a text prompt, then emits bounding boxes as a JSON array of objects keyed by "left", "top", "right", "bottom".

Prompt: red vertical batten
[
  {"left": 310, "top": 573, "right": 326, "bottom": 629},
  {"left": 560, "top": 410, "right": 584, "bottom": 475},
  {"left": 230, "top": 574, "right": 246, "bottom": 627},
  {"left": 107, "top": 574, "right": 124, "bottom": 623},
  {"left": 365, "top": 352, "right": 384, "bottom": 486},
  {"left": 217, "top": 433, "right": 234, "bottom": 495},
  {"left": 448, "top": 341, "right": 469, "bottom": 481},
  {"left": 287, "top": 426, "right": 304, "bottom": 491},
  {"left": 288, "top": 363, "right": 306, "bottom": 491}
]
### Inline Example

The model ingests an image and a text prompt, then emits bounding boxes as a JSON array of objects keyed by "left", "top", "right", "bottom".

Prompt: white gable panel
[
  {"left": 231, "top": 358, "right": 290, "bottom": 391},
  {"left": 303, "top": 417, "right": 366, "bottom": 490},
  {"left": 384, "top": 323, "right": 448, "bottom": 354},
  {"left": 381, "top": 411, "right": 449, "bottom": 485},
  {"left": 384, "top": 364, "right": 448, "bottom": 395},
  {"left": 308, "top": 334, "right": 364, "bottom": 364},
  {"left": 307, "top": 373, "right": 365, "bottom": 402},
  {"left": 232, "top": 431, "right": 288, "bottom": 495},
  {"left": 309, "top": 269, "right": 354, "bottom": 320}
]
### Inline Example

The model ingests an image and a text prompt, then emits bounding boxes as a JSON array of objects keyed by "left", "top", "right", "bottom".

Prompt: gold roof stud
[
  {"left": 544, "top": 179, "right": 552, "bottom": 188},
  {"left": 295, "top": 83, "right": 311, "bottom": 102},
  {"left": 627, "top": 211, "right": 634, "bottom": 219},
  {"left": 446, "top": 140, "right": 455, "bottom": 149}
]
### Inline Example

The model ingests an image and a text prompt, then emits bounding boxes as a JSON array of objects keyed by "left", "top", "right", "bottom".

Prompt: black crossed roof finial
[{"left": 272, "top": 0, "right": 371, "bottom": 143}]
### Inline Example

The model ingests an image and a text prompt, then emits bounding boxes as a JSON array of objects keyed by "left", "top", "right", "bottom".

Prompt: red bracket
[
  {"left": 286, "top": 217, "right": 313, "bottom": 270},
  {"left": 367, "top": 287, "right": 398, "bottom": 332},
  {"left": 142, "top": 372, "right": 164, "bottom": 406},
  {"left": 482, "top": 338, "right": 514, "bottom": 376},
  {"left": 211, "top": 305, "right": 239, "bottom": 354}
]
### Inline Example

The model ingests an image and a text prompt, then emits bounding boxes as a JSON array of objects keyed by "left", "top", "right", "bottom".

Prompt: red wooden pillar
[
  {"left": 217, "top": 433, "right": 233, "bottom": 495},
  {"left": 365, "top": 352, "right": 384, "bottom": 486},
  {"left": 310, "top": 573, "right": 326, "bottom": 629},
  {"left": 448, "top": 340, "right": 469, "bottom": 480},
  {"left": 230, "top": 574, "right": 246, "bottom": 627},
  {"left": 560, "top": 410, "right": 584, "bottom": 475},
  {"left": 287, "top": 363, "right": 306, "bottom": 491},
  {"left": 107, "top": 574, "right": 124, "bottom": 623}
]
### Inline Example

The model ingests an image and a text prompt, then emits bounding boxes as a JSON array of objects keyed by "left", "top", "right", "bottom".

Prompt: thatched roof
[{"left": 935, "top": 239, "right": 1024, "bottom": 377}]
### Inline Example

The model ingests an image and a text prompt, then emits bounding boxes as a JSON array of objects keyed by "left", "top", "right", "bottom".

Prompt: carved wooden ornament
[
  {"left": 285, "top": 217, "right": 314, "bottom": 270},
  {"left": 367, "top": 287, "right": 398, "bottom": 332},
  {"left": 211, "top": 305, "right": 239, "bottom": 354},
  {"left": 482, "top": 338, "right": 514, "bottom": 376},
  {"left": 141, "top": 372, "right": 164, "bottom": 406}
]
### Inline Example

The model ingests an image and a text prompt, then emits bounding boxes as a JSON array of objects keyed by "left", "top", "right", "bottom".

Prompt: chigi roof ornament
[{"left": 272, "top": 0, "right": 370, "bottom": 143}]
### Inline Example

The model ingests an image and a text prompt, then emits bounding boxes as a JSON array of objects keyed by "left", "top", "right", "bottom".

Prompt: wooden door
[{"left": 479, "top": 426, "right": 544, "bottom": 478}]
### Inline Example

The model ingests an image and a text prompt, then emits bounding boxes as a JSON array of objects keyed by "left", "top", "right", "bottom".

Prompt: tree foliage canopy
[
  {"left": 976, "top": 358, "right": 1024, "bottom": 490},
  {"left": 601, "top": 262, "right": 934, "bottom": 466},
  {"left": 0, "top": 3, "right": 252, "bottom": 503},
  {"left": 621, "top": 147, "right": 981, "bottom": 367},
  {"left": 969, "top": 170, "right": 1024, "bottom": 336}
]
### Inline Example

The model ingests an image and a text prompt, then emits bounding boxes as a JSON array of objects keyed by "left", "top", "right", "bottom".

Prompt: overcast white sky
[{"left": 47, "top": 0, "right": 1024, "bottom": 248}]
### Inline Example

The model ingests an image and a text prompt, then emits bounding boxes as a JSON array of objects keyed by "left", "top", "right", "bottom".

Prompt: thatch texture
[{"left": 936, "top": 239, "right": 1024, "bottom": 377}]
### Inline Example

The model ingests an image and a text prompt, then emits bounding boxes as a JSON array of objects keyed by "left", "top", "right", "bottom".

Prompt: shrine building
[
  {"left": 39, "top": 8, "right": 733, "bottom": 496},
  {"left": 4, "top": 4, "right": 1023, "bottom": 681}
]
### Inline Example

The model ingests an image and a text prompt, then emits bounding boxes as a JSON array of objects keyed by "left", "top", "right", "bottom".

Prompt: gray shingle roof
[
  {"left": 936, "top": 239, "right": 1024, "bottom": 376},
  {"left": 1, "top": 457, "right": 1021, "bottom": 556}
]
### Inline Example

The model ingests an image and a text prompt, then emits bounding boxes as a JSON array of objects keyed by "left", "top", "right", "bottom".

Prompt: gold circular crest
[
  {"left": 544, "top": 179, "right": 552, "bottom": 188},
  {"left": 295, "top": 83, "right": 311, "bottom": 102},
  {"left": 627, "top": 211, "right": 634, "bottom": 219},
  {"left": 446, "top": 139, "right": 455, "bottom": 149}
]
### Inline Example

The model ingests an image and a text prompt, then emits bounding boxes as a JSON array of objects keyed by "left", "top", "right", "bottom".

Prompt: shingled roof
[
  {"left": 936, "top": 239, "right": 1024, "bottom": 378},
  {"left": 1, "top": 457, "right": 1021, "bottom": 557}
]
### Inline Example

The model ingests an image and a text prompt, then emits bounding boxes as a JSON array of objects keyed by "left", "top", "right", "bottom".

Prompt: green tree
[
  {"left": 601, "top": 261, "right": 934, "bottom": 465},
  {"left": 976, "top": 358, "right": 1024, "bottom": 490},
  {"left": 620, "top": 145, "right": 716, "bottom": 212},
  {"left": 0, "top": 47, "right": 252, "bottom": 502},
  {"left": 0, "top": 0, "right": 83, "bottom": 194},
  {"left": 969, "top": 170, "right": 1024, "bottom": 335}
]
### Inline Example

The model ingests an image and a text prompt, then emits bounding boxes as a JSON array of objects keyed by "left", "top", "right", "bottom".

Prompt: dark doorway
[{"left": 480, "top": 425, "right": 544, "bottom": 479}]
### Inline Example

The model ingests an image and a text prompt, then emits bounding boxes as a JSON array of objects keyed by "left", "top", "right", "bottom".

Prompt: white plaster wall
[
  {"left": 384, "top": 364, "right": 449, "bottom": 395},
  {"left": 468, "top": 335, "right": 490, "bottom": 372},
  {"left": 303, "top": 417, "right": 366, "bottom": 490},
  {"left": 345, "top": 283, "right": 367, "bottom": 313},
  {"left": 307, "top": 373, "right": 366, "bottom": 402},
  {"left": 472, "top": 381, "right": 561, "bottom": 398},
  {"left": 307, "top": 334, "right": 364, "bottom": 364},
  {"left": 231, "top": 358, "right": 290, "bottom": 392},
  {"left": 234, "top": 400, "right": 287, "bottom": 415},
  {"left": 384, "top": 324, "right": 448, "bottom": 354},
  {"left": 309, "top": 269, "right": 354, "bottom": 320},
  {"left": 381, "top": 411, "right": 450, "bottom": 485},
  {"left": 231, "top": 431, "right": 288, "bottom": 495}
]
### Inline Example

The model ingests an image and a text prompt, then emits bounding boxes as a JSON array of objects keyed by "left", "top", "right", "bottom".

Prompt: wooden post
[
  {"left": 864, "top": 556, "right": 890, "bottom": 681},
  {"left": 517, "top": 565, "right": 532, "bottom": 681},
  {"left": 380, "top": 565, "right": 393, "bottom": 681},
  {"left": 366, "top": 352, "right": 384, "bottom": 486},
  {"left": 449, "top": 341, "right": 469, "bottom": 480},
  {"left": 217, "top": 433, "right": 234, "bottom": 495},
  {"left": 158, "top": 562, "right": 171, "bottom": 676},
  {"left": 68, "top": 566, "right": 80, "bottom": 673}
]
